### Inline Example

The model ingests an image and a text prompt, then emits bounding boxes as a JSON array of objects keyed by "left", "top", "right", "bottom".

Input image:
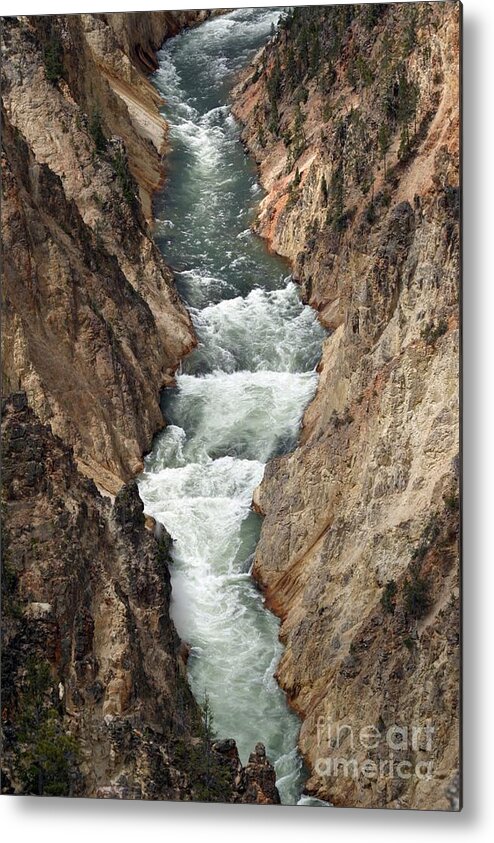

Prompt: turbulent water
[{"left": 138, "top": 8, "right": 326, "bottom": 805}]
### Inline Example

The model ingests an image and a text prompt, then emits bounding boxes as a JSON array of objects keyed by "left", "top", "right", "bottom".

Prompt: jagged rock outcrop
[
  {"left": 233, "top": 3, "right": 460, "bottom": 810},
  {"left": 1, "top": 13, "right": 203, "bottom": 493},
  {"left": 1, "top": 395, "right": 279, "bottom": 802}
]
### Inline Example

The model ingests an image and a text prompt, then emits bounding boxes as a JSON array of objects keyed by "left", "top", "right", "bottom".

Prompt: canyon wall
[
  {"left": 1, "top": 11, "right": 279, "bottom": 803},
  {"left": 1, "top": 394, "right": 278, "bottom": 802},
  {"left": 233, "top": 2, "right": 460, "bottom": 810},
  {"left": 1, "top": 12, "right": 210, "bottom": 493}
]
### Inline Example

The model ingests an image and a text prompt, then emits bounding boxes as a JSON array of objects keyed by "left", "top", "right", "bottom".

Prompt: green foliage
[
  {"left": 321, "top": 101, "right": 332, "bottom": 122},
  {"left": 402, "top": 6, "right": 418, "bottom": 56},
  {"left": 365, "top": 201, "right": 377, "bottom": 225},
  {"left": 16, "top": 660, "right": 79, "bottom": 796},
  {"left": 266, "top": 54, "right": 282, "bottom": 104},
  {"left": 397, "top": 71, "right": 419, "bottom": 128},
  {"left": 290, "top": 102, "right": 306, "bottom": 159},
  {"left": 112, "top": 148, "right": 135, "bottom": 206},
  {"left": 403, "top": 569, "right": 430, "bottom": 619},
  {"left": 1, "top": 552, "right": 22, "bottom": 619},
  {"left": 381, "top": 580, "right": 397, "bottom": 615},
  {"left": 443, "top": 492, "right": 460, "bottom": 512},
  {"left": 256, "top": 122, "right": 266, "bottom": 148},
  {"left": 355, "top": 54, "right": 374, "bottom": 87},
  {"left": 398, "top": 125, "right": 412, "bottom": 161},
  {"left": 188, "top": 692, "right": 232, "bottom": 802},
  {"left": 328, "top": 166, "right": 345, "bottom": 231},
  {"left": 364, "top": 4, "right": 387, "bottom": 31},
  {"left": 89, "top": 109, "right": 107, "bottom": 153},
  {"left": 286, "top": 160, "right": 303, "bottom": 206},
  {"left": 43, "top": 37, "right": 63, "bottom": 84}
]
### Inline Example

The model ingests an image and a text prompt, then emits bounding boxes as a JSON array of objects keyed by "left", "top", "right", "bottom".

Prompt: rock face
[
  {"left": 1, "top": 12, "right": 279, "bottom": 804},
  {"left": 233, "top": 3, "right": 460, "bottom": 810},
  {"left": 1, "top": 395, "right": 279, "bottom": 802},
  {"left": 1, "top": 13, "right": 202, "bottom": 493}
]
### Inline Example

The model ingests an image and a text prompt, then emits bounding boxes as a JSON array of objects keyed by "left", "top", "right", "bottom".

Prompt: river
[{"left": 137, "top": 7, "right": 326, "bottom": 805}]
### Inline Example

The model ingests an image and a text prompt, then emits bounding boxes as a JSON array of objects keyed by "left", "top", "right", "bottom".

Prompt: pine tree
[
  {"left": 16, "top": 660, "right": 79, "bottom": 796},
  {"left": 89, "top": 109, "right": 107, "bottom": 153},
  {"left": 43, "top": 37, "right": 63, "bottom": 84}
]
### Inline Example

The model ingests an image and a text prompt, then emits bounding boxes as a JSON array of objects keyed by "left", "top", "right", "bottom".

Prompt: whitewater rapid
[{"left": 138, "top": 8, "right": 326, "bottom": 805}]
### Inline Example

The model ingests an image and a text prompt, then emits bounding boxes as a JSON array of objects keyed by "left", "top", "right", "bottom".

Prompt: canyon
[{"left": 1, "top": 4, "right": 461, "bottom": 811}]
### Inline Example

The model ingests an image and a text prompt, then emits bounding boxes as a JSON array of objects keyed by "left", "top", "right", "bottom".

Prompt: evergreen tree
[
  {"left": 16, "top": 660, "right": 79, "bottom": 796},
  {"left": 89, "top": 109, "right": 107, "bottom": 152},
  {"left": 43, "top": 37, "right": 63, "bottom": 84}
]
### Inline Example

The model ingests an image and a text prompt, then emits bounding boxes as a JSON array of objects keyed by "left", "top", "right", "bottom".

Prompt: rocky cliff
[
  {"left": 233, "top": 2, "right": 460, "bottom": 810},
  {"left": 1, "top": 394, "right": 278, "bottom": 802},
  {"left": 1, "top": 11, "right": 279, "bottom": 804},
  {"left": 1, "top": 12, "right": 212, "bottom": 493}
]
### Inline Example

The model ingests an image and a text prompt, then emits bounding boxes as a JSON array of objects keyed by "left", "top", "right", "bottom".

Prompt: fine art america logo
[{"left": 315, "top": 716, "right": 435, "bottom": 782}]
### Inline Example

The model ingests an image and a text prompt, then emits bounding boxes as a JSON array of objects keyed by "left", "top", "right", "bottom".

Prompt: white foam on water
[
  {"left": 164, "top": 369, "right": 318, "bottom": 464},
  {"left": 140, "top": 7, "right": 328, "bottom": 806},
  {"left": 188, "top": 282, "right": 326, "bottom": 374}
]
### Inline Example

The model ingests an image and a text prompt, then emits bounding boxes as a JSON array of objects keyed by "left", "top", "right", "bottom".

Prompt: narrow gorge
[
  {"left": 138, "top": 8, "right": 326, "bottom": 805},
  {"left": 2, "top": 4, "right": 460, "bottom": 811}
]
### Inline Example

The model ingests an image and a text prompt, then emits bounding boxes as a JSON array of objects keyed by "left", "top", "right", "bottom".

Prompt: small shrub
[
  {"left": 404, "top": 569, "right": 430, "bottom": 619},
  {"left": 89, "top": 110, "right": 107, "bottom": 153},
  {"left": 365, "top": 202, "right": 377, "bottom": 225},
  {"left": 43, "top": 38, "right": 63, "bottom": 84},
  {"left": 112, "top": 148, "right": 135, "bottom": 206},
  {"left": 443, "top": 492, "right": 459, "bottom": 512},
  {"left": 381, "top": 580, "right": 397, "bottom": 615}
]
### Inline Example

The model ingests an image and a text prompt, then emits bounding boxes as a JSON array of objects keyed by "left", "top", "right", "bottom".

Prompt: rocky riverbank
[{"left": 232, "top": 3, "right": 460, "bottom": 810}]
